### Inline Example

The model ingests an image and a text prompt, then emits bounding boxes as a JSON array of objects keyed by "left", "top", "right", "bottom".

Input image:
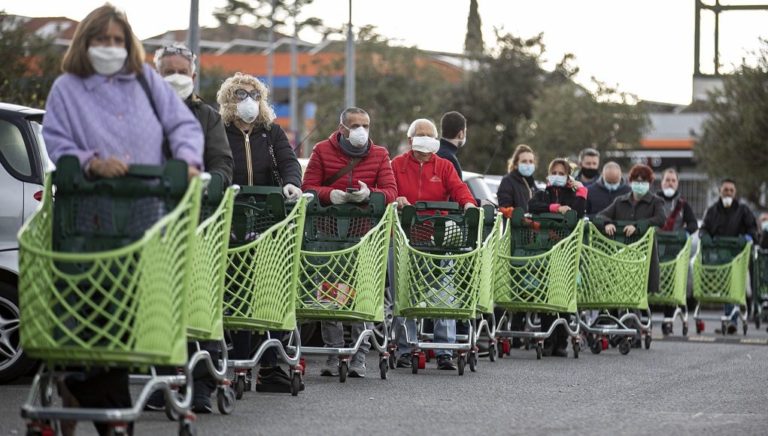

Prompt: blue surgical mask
[
  {"left": 518, "top": 163, "right": 535, "bottom": 177},
  {"left": 605, "top": 181, "right": 620, "bottom": 192},
  {"left": 547, "top": 175, "right": 567, "bottom": 187},
  {"left": 631, "top": 181, "right": 650, "bottom": 196}
]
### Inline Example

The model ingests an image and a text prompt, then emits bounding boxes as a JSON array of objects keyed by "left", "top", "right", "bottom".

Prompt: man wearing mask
[
  {"left": 150, "top": 43, "right": 233, "bottom": 413},
  {"left": 302, "top": 107, "right": 397, "bottom": 378},
  {"left": 390, "top": 119, "right": 477, "bottom": 370},
  {"left": 573, "top": 148, "right": 601, "bottom": 187},
  {"left": 700, "top": 179, "right": 758, "bottom": 334},
  {"left": 155, "top": 43, "right": 233, "bottom": 185},
  {"left": 586, "top": 161, "right": 630, "bottom": 219},
  {"left": 657, "top": 168, "right": 698, "bottom": 235},
  {"left": 437, "top": 111, "right": 467, "bottom": 179}
]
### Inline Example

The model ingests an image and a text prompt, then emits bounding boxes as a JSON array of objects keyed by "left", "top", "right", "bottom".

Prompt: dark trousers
[
  {"left": 65, "top": 369, "right": 132, "bottom": 436},
  {"left": 541, "top": 313, "right": 568, "bottom": 351}
]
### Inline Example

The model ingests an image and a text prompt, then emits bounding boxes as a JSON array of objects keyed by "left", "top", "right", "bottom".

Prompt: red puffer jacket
[
  {"left": 302, "top": 130, "right": 397, "bottom": 205},
  {"left": 391, "top": 151, "right": 477, "bottom": 206}
]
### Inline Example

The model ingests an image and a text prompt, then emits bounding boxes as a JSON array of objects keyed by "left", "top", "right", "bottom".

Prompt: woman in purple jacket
[{"left": 42, "top": 5, "right": 203, "bottom": 436}]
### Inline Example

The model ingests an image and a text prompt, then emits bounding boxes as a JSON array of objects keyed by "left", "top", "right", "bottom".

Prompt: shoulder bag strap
[{"left": 136, "top": 73, "right": 172, "bottom": 160}]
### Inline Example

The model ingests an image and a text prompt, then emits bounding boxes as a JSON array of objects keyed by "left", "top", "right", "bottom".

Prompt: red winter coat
[
  {"left": 302, "top": 130, "right": 397, "bottom": 205},
  {"left": 391, "top": 151, "right": 477, "bottom": 207}
]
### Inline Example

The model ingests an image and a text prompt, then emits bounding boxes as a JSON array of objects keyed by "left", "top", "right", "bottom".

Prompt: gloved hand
[
  {"left": 330, "top": 189, "right": 348, "bottom": 205},
  {"left": 283, "top": 183, "right": 302, "bottom": 200},
  {"left": 347, "top": 181, "right": 371, "bottom": 203}
]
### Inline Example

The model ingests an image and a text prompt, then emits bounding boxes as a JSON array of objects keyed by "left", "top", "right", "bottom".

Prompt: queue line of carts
[{"left": 15, "top": 159, "right": 762, "bottom": 435}]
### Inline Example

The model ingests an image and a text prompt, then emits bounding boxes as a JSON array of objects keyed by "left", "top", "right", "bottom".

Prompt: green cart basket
[
  {"left": 577, "top": 222, "right": 655, "bottom": 355},
  {"left": 296, "top": 192, "right": 394, "bottom": 382},
  {"left": 692, "top": 235, "right": 751, "bottom": 335},
  {"left": 19, "top": 156, "right": 201, "bottom": 435},
  {"left": 393, "top": 202, "right": 483, "bottom": 376},
  {"left": 223, "top": 186, "right": 307, "bottom": 398},
  {"left": 492, "top": 209, "right": 583, "bottom": 360},
  {"left": 753, "top": 247, "right": 768, "bottom": 330},
  {"left": 474, "top": 205, "right": 502, "bottom": 361},
  {"left": 648, "top": 230, "right": 691, "bottom": 336}
]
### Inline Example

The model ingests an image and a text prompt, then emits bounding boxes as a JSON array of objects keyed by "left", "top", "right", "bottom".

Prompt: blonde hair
[
  {"left": 62, "top": 4, "right": 145, "bottom": 77},
  {"left": 507, "top": 143, "right": 535, "bottom": 173},
  {"left": 216, "top": 72, "right": 276, "bottom": 127}
]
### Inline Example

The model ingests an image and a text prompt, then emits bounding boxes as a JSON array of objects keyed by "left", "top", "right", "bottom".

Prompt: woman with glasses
[{"left": 216, "top": 73, "right": 302, "bottom": 394}]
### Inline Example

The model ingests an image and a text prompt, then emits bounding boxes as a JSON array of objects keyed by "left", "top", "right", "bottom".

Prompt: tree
[
  {"left": 303, "top": 26, "right": 450, "bottom": 154},
  {"left": 0, "top": 12, "right": 62, "bottom": 108},
  {"left": 696, "top": 42, "right": 768, "bottom": 206},
  {"left": 518, "top": 77, "right": 649, "bottom": 179},
  {"left": 464, "top": 0, "right": 484, "bottom": 56}
]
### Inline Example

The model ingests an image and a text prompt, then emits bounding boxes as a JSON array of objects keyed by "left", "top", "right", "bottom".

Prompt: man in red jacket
[
  {"left": 390, "top": 118, "right": 477, "bottom": 371},
  {"left": 302, "top": 107, "right": 397, "bottom": 378}
]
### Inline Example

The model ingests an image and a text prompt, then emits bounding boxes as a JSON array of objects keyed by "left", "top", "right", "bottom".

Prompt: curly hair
[
  {"left": 216, "top": 72, "right": 276, "bottom": 127},
  {"left": 628, "top": 164, "right": 654, "bottom": 183}
]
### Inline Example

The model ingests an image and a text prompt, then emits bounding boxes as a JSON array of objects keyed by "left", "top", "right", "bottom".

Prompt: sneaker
[
  {"left": 349, "top": 354, "right": 366, "bottom": 378},
  {"left": 320, "top": 356, "right": 339, "bottom": 377},
  {"left": 727, "top": 323, "right": 737, "bottom": 335},
  {"left": 436, "top": 355, "right": 456, "bottom": 370},
  {"left": 255, "top": 366, "right": 304, "bottom": 393},
  {"left": 144, "top": 390, "right": 165, "bottom": 411},
  {"left": 396, "top": 353, "right": 412, "bottom": 368},
  {"left": 192, "top": 381, "right": 213, "bottom": 414}
]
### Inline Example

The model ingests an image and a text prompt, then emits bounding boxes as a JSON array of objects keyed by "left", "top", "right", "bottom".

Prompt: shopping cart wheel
[
  {"left": 411, "top": 354, "right": 419, "bottom": 374},
  {"left": 379, "top": 358, "right": 388, "bottom": 380},
  {"left": 743, "top": 323, "right": 748, "bottom": 335},
  {"left": 290, "top": 373, "right": 301, "bottom": 396},
  {"left": 217, "top": 387, "right": 235, "bottom": 414},
  {"left": 644, "top": 334, "right": 652, "bottom": 350},
  {"left": 524, "top": 339, "right": 531, "bottom": 351},
  {"left": 234, "top": 376, "right": 245, "bottom": 400},
  {"left": 178, "top": 418, "right": 196, "bottom": 436},
  {"left": 488, "top": 343, "right": 497, "bottom": 362},
  {"left": 572, "top": 341, "right": 580, "bottom": 359},
  {"left": 535, "top": 342, "right": 542, "bottom": 360},
  {"left": 469, "top": 352, "right": 477, "bottom": 372},
  {"left": 339, "top": 361, "right": 348, "bottom": 383},
  {"left": 457, "top": 355, "right": 466, "bottom": 376},
  {"left": 590, "top": 338, "right": 602, "bottom": 355},
  {"left": 618, "top": 338, "right": 631, "bottom": 355},
  {"left": 756, "top": 317, "right": 761, "bottom": 329},
  {"left": 418, "top": 353, "right": 426, "bottom": 370},
  {"left": 388, "top": 353, "right": 396, "bottom": 370},
  {"left": 682, "top": 323, "right": 689, "bottom": 336}
]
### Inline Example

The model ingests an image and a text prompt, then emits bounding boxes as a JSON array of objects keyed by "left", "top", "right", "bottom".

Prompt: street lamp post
[
  {"left": 187, "top": 0, "right": 200, "bottom": 92},
  {"left": 344, "top": 0, "right": 355, "bottom": 108}
]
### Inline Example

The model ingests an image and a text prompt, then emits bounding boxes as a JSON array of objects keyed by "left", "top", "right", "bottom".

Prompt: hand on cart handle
[
  {"left": 283, "top": 183, "right": 303, "bottom": 200},
  {"left": 396, "top": 196, "right": 411, "bottom": 209},
  {"left": 605, "top": 223, "right": 617, "bottom": 236},
  {"left": 86, "top": 157, "right": 128, "bottom": 178},
  {"left": 623, "top": 224, "right": 637, "bottom": 237}
]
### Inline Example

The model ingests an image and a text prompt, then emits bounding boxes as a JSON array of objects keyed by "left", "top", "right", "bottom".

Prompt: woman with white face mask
[
  {"left": 41, "top": 5, "right": 205, "bottom": 436},
  {"left": 528, "top": 158, "right": 588, "bottom": 358},
  {"left": 656, "top": 168, "right": 698, "bottom": 235}
]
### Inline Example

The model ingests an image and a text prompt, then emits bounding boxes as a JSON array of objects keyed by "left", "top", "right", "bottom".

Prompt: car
[
  {"left": 0, "top": 102, "right": 50, "bottom": 383},
  {"left": 463, "top": 170, "right": 497, "bottom": 205}
]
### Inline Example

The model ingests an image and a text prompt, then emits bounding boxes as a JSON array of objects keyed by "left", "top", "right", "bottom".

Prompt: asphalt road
[{"left": 1, "top": 316, "right": 767, "bottom": 436}]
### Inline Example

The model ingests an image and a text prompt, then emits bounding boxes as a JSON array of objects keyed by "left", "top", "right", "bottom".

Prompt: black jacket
[
  {"left": 656, "top": 190, "right": 698, "bottom": 234},
  {"left": 700, "top": 198, "right": 758, "bottom": 240},
  {"left": 186, "top": 96, "right": 233, "bottom": 185},
  {"left": 528, "top": 184, "right": 586, "bottom": 218},
  {"left": 437, "top": 138, "right": 462, "bottom": 179},
  {"left": 225, "top": 122, "right": 301, "bottom": 188},
  {"left": 496, "top": 170, "right": 537, "bottom": 211},
  {"left": 586, "top": 177, "right": 631, "bottom": 219},
  {"left": 597, "top": 192, "right": 666, "bottom": 228}
]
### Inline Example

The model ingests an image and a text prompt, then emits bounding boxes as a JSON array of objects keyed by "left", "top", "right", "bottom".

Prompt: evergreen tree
[{"left": 464, "top": 0, "right": 484, "bottom": 56}]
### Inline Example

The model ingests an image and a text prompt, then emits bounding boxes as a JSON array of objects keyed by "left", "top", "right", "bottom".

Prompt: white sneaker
[
  {"left": 320, "top": 356, "right": 338, "bottom": 376},
  {"left": 349, "top": 355, "right": 366, "bottom": 378}
]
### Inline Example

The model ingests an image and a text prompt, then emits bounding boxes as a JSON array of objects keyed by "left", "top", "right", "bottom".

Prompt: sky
[{"left": 6, "top": 0, "right": 768, "bottom": 105}]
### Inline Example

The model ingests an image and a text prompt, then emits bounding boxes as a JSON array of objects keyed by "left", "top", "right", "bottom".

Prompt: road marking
[
  {"left": 687, "top": 336, "right": 716, "bottom": 342},
  {"left": 740, "top": 338, "right": 768, "bottom": 345}
]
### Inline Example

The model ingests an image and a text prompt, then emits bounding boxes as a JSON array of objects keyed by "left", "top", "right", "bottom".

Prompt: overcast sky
[{"left": 6, "top": 0, "right": 768, "bottom": 104}]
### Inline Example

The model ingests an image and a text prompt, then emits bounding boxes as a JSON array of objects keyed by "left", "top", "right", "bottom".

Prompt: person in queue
[{"left": 586, "top": 161, "right": 630, "bottom": 219}]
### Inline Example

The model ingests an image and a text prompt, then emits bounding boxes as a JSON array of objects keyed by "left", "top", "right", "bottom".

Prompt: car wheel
[{"left": 0, "top": 282, "right": 34, "bottom": 383}]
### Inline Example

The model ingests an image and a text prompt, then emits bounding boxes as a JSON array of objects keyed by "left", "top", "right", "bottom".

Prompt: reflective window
[{"left": 0, "top": 119, "right": 32, "bottom": 177}]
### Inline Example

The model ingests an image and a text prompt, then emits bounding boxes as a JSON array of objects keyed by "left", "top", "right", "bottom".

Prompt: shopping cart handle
[
  {"left": 413, "top": 201, "right": 461, "bottom": 212},
  {"left": 238, "top": 186, "right": 284, "bottom": 196}
]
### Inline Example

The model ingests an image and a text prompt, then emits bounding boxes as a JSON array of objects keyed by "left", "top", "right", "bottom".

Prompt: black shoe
[
  {"left": 727, "top": 324, "right": 737, "bottom": 335},
  {"left": 396, "top": 353, "right": 412, "bottom": 368},
  {"left": 632, "top": 335, "right": 642, "bottom": 348},
  {"left": 144, "top": 390, "right": 165, "bottom": 411},
  {"left": 255, "top": 367, "right": 304, "bottom": 393},
  {"left": 511, "top": 338, "right": 524, "bottom": 349},
  {"left": 436, "top": 355, "right": 456, "bottom": 370},
  {"left": 661, "top": 322, "right": 673, "bottom": 336},
  {"left": 192, "top": 382, "right": 213, "bottom": 414},
  {"left": 551, "top": 347, "right": 568, "bottom": 358},
  {"left": 541, "top": 339, "right": 554, "bottom": 357}
]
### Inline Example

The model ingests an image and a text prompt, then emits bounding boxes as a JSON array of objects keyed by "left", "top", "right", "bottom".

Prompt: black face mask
[{"left": 580, "top": 167, "right": 599, "bottom": 179}]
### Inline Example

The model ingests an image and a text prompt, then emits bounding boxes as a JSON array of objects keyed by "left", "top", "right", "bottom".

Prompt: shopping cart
[
  {"left": 393, "top": 202, "right": 483, "bottom": 375},
  {"left": 224, "top": 186, "right": 308, "bottom": 397},
  {"left": 492, "top": 209, "right": 583, "bottom": 360},
  {"left": 648, "top": 230, "right": 691, "bottom": 336},
  {"left": 474, "top": 205, "right": 501, "bottom": 361},
  {"left": 692, "top": 235, "right": 751, "bottom": 335},
  {"left": 753, "top": 247, "right": 768, "bottom": 330},
  {"left": 19, "top": 156, "right": 201, "bottom": 435},
  {"left": 295, "top": 192, "right": 394, "bottom": 382},
  {"left": 577, "top": 221, "right": 655, "bottom": 355}
]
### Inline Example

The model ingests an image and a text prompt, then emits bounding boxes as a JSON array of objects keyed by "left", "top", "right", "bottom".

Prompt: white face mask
[
  {"left": 411, "top": 136, "right": 440, "bottom": 154},
  {"left": 236, "top": 97, "right": 260, "bottom": 124},
  {"left": 721, "top": 196, "right": 734, "bottom": 208},
  {"left": 88, "top": 46, "right": 127, "bottom": 76},
  {"left": 663, "top": 187, "right": 676, "bottom": 198},
  {"left": 343, "top": 125, "right": 369, "bottom": 147},
  {"left": 164, "top": 74, "right": 194, "bottom": 100}
]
